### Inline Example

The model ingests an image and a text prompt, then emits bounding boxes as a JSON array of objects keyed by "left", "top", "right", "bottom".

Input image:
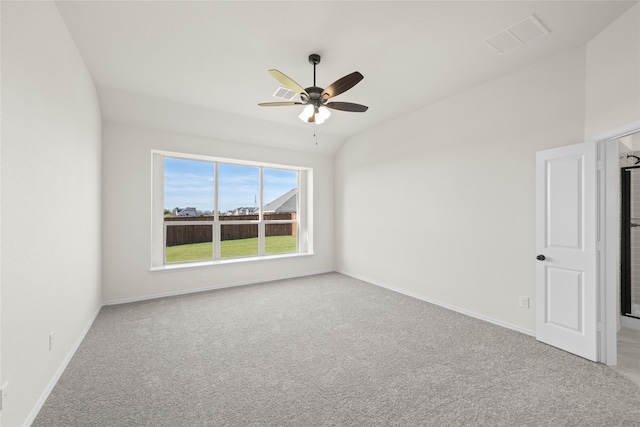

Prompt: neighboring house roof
[
  {"left": 227, "top": 207, "right": 258, "bottom": 215},
  {"left": 225, "top": 189, "right": 297, "bottom": 215},
  {"left": 177, "top": 207, "right": 197, "bottom": 216},
  {"left": 263, "top": 188, "right": 297, "bottom": 213}
]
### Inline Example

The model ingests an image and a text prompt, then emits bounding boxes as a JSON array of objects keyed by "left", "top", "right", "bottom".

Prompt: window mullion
[
  {"left": 259, "top": 167, "right": 265, "bottom": 255},
  {"left": 214, "top": 223, "right": 220, "bottom": 260},
  {"left": 214, "top": 162, "right": 220, "bottom": 260},
  {"left": 163, "top": 222, "right": 168, "bottom": 264},
  {"left": 298, "top": 170, "right": 302, "bottom": 251}
]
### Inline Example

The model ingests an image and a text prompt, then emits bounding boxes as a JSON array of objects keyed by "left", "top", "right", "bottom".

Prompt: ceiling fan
[{"left": 258, "top": 54, "right": 368, "bottom": 125}]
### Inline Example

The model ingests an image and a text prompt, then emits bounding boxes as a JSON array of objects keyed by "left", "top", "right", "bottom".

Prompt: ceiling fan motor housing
[{"left": 301, "top": 86, "right": 326, "bottom": 107}]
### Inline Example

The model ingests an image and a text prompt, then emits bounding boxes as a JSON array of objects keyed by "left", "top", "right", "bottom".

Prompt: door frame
[{"left": 598, "top": 120, "right": 640, "bottom": 365}]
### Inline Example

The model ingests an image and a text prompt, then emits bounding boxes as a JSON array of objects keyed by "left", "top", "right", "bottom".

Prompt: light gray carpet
[{"left": 33, "top": 273, "right": 640, "bottom": 426}]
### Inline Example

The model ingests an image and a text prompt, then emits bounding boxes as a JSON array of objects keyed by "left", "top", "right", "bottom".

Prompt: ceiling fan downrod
[
  {"left": 303, "top": 54, "right": 324, "bottom": 110},
  {"left": 309, "top": 53, "right": 320, "bottom": 87}
]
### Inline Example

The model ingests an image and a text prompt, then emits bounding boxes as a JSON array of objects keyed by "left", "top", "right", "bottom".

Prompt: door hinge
[
  {"left": 0, "top": 382, "right": 8, "bottom": 411},
  {"left": 597, "top": 322, "right": 606, "bottom": 332}
]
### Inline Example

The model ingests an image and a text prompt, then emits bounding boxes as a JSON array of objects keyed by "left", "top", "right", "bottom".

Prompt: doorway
[
  {"left": 614, "top": 132, "right": 640, "bottom": 385},
  {"left": 620, "top": 147, "right": 640, "bottom": 321},
  {"left": 601, "top": 122, "right": 640, "bottom": 380},
  {"left": 595, "top": 121, "right": 640, "bottom": 368},
  {"left": 534, "top": 123, "right": 640, "bottom": 378},
  {"left": 612, "top": 135, "right": 640, "bottom": 385}
]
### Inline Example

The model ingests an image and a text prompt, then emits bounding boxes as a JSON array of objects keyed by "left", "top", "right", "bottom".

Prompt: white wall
[
  {"left": 1, "top": 2, "right": 102, "bottom": 426},
  {"left": 101, "top": 122, "right": 334, "bottom": 303},
  {"left": 335, "top": 48, "right": 587, "bottom": 334},
  {"left": 585, "top": 3, "right": 640, "bottom": 139}
]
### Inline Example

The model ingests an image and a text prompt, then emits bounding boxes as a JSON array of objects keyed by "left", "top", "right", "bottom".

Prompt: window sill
[{"left": 150, "top": 252, "right": 313, "bottom": 272}]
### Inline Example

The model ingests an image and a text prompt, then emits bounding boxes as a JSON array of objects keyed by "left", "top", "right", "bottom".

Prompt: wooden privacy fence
[{"left": 164, "top": 213, "right": 296, "bottom": 247}]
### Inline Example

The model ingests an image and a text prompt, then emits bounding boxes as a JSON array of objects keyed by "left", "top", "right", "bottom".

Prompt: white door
[{"left": 535, "top": 141, "right": 598, "bottom": 361}]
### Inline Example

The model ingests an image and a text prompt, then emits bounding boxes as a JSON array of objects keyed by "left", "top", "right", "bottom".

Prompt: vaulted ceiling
[{"left": 55, "top": 1, "right": 636, "bottom": 154}]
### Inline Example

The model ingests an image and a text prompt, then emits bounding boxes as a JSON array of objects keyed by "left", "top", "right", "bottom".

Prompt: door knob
[{"left": 536, "top": 254, "right": 546, "bottom": 261}]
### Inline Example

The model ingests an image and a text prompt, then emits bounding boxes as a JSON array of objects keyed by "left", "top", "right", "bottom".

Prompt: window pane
[
  {"left": 265, "top": 223, "right": 297, "bottom": 255},
  {"left": 164, "top": 157, "right": 214, "bottom": 217},
  {"left": 156, "top": 153, "right": 307, "bottom": 267},
  {"left": 165, "top": 223, "right": 213, "bottom": 263},
  {"left": 221, "top": 224, "right": 258, "bottom": 258},
  {"left": 219, "top": 163, "right": 259, "bottom": 219},
  {"left": 263, "top": 168, "right": 298, "bottom": 217}
]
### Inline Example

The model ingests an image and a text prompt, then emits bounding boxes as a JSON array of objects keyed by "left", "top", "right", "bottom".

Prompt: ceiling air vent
[
  {"left": 272, "top": 87, "right": 297, "bottom": 101},
  {"left": 484, "top": 15, "right": 550, "bottom": 55}
]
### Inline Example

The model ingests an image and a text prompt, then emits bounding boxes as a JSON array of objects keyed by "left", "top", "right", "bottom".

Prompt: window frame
[{"left": 151, "top": 150, "right": 312, "bottom": 270}]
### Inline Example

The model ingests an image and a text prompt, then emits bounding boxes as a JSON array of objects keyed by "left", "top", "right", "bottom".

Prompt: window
[{"left": 151, "top": 151, "right": 311, "bottom": 268}]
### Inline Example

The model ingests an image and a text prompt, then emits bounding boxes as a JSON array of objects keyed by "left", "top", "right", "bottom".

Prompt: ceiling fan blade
[
  {"left": 321, "top": 72, "right": 363, "bottom": 99},
  {"left": 325, "top": 102, "right": 368, "bottom": 112},
  {"left": 268, "top": 69, "right": 308, "bottom": 95},
  {"left": 258, "top": 102, "right": 303, "bottom": 107}
]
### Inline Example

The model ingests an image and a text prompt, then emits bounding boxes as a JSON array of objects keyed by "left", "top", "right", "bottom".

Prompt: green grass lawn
[{"left": 165, "top": 236, "right": 296, "bottom": 263}]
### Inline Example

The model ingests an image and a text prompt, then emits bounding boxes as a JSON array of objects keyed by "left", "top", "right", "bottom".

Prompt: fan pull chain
[{"left": 314, "top": 122, "right": 318, "bottom": 145}]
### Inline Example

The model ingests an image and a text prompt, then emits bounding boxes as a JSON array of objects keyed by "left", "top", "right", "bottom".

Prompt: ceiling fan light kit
[
  {"left": 258, "top": 53, "right": 368, "bottom": 125},
  {"left": 299, "top": 105, "right": 331, "bottom": 124}
]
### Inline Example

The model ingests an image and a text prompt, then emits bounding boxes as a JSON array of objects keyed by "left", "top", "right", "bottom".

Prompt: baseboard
[
  {"left": 338, "top": 270, "right": 536, "bottom": 337},
  {"left": 23, "top": 305, "right": 102, "bottom": 427},
  {"left": 621, "top": 314, "right": 640, "bottom": 331},
  {"left": 103, "top": 269, "right": 335, "bottom": 305}
]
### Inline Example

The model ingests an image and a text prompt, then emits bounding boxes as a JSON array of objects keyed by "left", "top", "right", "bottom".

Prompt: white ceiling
[{"left": 55, "top": 1, "right": 636, "bottom": 154}]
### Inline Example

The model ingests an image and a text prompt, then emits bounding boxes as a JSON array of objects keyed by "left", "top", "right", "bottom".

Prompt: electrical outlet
[
  {"left": 49, "top": 331, "right": 55, "bottom": 351},
  {"left": 200, "top": 274, "right": 207, "bottom": 282},
  {"left": 519, "top": 296, "right": 530, "bottom": 309}
]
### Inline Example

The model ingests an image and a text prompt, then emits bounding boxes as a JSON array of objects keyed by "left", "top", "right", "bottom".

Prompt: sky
[{"left": 164, "top": 157, "right": 297, "bottom": 213}]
